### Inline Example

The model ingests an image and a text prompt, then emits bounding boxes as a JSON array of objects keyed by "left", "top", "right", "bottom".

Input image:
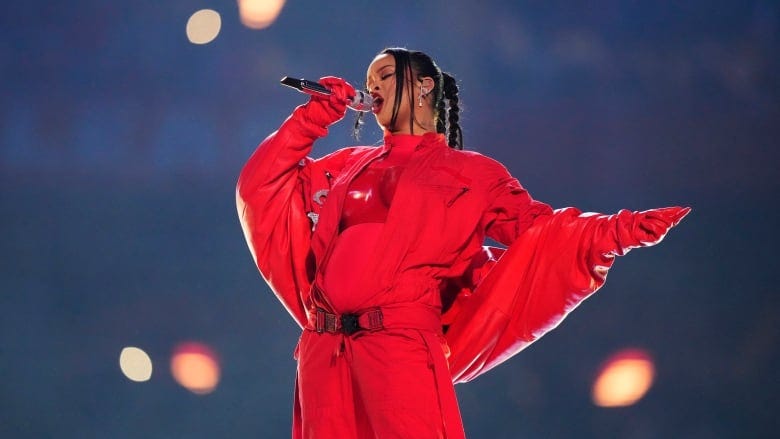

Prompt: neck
[{"left": 387, "top": 117, "right": 435, "bottom": 135}]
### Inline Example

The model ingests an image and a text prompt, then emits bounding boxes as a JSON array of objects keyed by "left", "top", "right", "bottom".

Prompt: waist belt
[
  {"left": 306, "top": 303, "right": 442, "bottom": 336},
  {"left": 314, "top": 307, "right": 384, "bottom": 335}
]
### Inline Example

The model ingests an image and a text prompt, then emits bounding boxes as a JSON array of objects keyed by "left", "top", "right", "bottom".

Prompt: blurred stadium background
[{"left": 1, "top": 1, "right": 778, "bottom": 437}]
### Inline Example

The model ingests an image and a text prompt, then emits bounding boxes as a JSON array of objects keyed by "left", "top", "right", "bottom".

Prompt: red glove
[
  {"left": 298, "top": 76, "right": 355, "bottom": 128},
  {"left": 601, "top": 206, "right": 691, "bottom": 256}
]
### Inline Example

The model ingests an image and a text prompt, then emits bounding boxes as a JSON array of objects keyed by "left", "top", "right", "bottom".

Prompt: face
[
  {"left": 365, "top": 53, "right": 415, "bottom": 134},
  {"left": 366, "top": 53, "right": 437, "bottom": 134},
  {"left": 366, "top": 54, "right": 401, "bottom": 131}
]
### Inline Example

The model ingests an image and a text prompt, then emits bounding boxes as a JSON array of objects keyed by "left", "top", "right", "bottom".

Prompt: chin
[{"left": 373, "top": 116, "right": 390, "bottom": 131}]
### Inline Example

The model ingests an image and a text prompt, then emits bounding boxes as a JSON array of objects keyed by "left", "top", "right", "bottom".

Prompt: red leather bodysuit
[{"left": 321, "top": 134, "right": 419, "bottom": 312}]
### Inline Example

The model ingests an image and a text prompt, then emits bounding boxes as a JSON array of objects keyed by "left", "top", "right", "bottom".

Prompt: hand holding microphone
[{"left": 281, "top": 76, "right": 372, "bottom": 128}]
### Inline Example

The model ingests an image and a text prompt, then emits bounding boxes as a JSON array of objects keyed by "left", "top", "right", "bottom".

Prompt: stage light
[
  {"left": 170, "top": 341, "right": 220, "bottom": 395},
  {"left": 119, "top": 347, "right": 153, "bottom": 382},
  {"left": 592, "top": 348, "right": 655, "bottom": 407},
  {"left": 187, "top": 9, "right": 222, "bottom": 45},
  {"left": 238, "top": 0, "right": 286, "bottom": 30}
]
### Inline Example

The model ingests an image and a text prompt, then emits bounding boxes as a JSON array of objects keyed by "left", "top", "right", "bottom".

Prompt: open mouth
[{"left": 371, "top": 95, "right": 384, "bottom": 114}]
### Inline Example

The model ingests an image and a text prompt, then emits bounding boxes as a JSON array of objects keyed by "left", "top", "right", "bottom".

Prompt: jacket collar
[{"left": 380, "top": 131, "right": 448, "bottom": 155}]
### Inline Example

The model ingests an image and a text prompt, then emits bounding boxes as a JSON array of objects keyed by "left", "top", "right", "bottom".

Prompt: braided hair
[
  {"left": 354, "top": 48, "right": 464, "bottom": 150},
  {"left": 441, "top": 72, "right": 462, "bottom": 150}
]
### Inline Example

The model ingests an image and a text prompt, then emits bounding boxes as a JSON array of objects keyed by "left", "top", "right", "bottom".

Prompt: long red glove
[
  {"left": 595, "top": 206, "right": 691, "bottom": 257},
  {"left": 446, "top": 205, "right": 690, "bottom": 383},
  {"left": 297, "top": 76, "right": 355, "bottom": 129}
]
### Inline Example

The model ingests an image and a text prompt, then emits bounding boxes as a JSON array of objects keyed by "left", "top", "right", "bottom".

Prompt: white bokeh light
[
  {"left": 119, "top": 346, "right": 153, "bottom": 382},
  {"left": 186, "top": 9, "right": 222, "bottom": 45}
]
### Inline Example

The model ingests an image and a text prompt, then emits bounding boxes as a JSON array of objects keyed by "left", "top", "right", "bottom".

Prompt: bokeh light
[
  {"left": 238, "top": 0, "right": 286, "bottom": 30},
  {"left": 186, "top": 9, "right": 222, "bottom": 45},
  {"left": 119, "top": 347, "right": 153, "bottom": 382},
  {"left": 170, "top": 341, "right": 220, "bottom": 395},
  {"left": 592, "top": 348, "right": 655, "bottom": 408}
]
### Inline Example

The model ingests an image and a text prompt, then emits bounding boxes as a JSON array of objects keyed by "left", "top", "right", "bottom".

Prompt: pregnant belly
[{"left": 320, "top": 222, "right": 384, "bottom": 312}]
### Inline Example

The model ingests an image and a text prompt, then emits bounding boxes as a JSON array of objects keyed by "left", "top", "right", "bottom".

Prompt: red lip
[{"left": 371, "top": 93, "right": 384, "bottom": 114}]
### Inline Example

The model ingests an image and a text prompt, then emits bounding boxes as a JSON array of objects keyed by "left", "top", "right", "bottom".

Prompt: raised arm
[{"left": 236, "top": 77, "right": 354, "bottom": 327}]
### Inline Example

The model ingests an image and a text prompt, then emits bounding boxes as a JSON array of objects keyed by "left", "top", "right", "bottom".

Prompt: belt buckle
[
  {"left": 315, "top": 308, "right": 339, "bottom": 334},
  {"left": 365, "top": 308, "right": 384, "bottom": 331},
  {"left": 340, "top": 313, "right": 360, "bottom": 335}
]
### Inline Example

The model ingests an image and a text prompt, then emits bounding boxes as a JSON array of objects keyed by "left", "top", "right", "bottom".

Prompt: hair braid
[
  {"left": 435, "top": 92, "right": 446, "bottom": 135},
  {"left": 357, "top": 48, "right": 464, "bottom": 149},
  {"left": 442, "top": 73, "right": 463, "bottom": 150}
]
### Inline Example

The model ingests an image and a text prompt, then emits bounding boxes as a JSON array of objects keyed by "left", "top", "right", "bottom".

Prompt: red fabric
[
  {"left": 338, "top": 134, "right": 418, "bottom": 231},
  {"left": 236, "top": 106, "right": 689, "bottom": 437},
  {"left": 321, "top": 134, "right": 420, "bottom": 312},
  {"left": 297, "top": 303, "right": 455, "bottom": 438},
  {"left": 299, "top": 76, "right": 355, "bottom": 128},
  {"left": 320, "top": 223, "right": 384, "bottom": 311}
]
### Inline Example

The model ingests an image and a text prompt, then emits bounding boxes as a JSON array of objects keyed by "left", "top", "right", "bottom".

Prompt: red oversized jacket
[{"left": 237, "top": 105, "right": 683, "bottom": 384}]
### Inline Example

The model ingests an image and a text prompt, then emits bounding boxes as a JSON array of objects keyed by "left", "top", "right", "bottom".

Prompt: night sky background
[{"left": 1, "top": 1, "right": 778, "bottom": 437}]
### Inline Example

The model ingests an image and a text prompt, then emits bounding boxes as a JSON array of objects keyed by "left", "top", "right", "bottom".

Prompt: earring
[{"left": 419, "top": 86, "right": 427, "bottom": 107}]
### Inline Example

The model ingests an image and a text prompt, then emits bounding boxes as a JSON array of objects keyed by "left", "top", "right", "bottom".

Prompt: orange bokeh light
[
  {"left": 592, "top": 348, "right": 655, "bottom": 407},
  {"left": 170, "top": 341, "right": 220, "bottom": 395},
  {"left": 237, "top": 0, "right": 286, "bottom": 30}
]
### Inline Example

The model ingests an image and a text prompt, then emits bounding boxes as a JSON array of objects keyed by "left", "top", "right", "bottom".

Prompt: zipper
[
  {"left": 447, "top": 187, "right": 470, "bottom": 207},
  {"left": 419, "top": 184, "right": 470, "bottom": 207}
]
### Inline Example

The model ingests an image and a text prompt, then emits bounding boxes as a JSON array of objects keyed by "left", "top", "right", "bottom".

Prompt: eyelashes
[{"left": 366, "top": 72, "right": 396, "bottom": 89}]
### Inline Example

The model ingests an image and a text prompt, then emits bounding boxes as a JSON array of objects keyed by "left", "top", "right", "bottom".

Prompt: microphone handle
[
  {"left": 280, "top": 76, "right": 372, "bottom": 112},
  {"left": 280, "top": 77, "right": 331, "bottom": 97}
]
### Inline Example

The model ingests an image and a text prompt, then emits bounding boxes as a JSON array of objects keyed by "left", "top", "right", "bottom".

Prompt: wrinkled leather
[{"left": 444, "top": 205, "right": 690, "bottom": 382}]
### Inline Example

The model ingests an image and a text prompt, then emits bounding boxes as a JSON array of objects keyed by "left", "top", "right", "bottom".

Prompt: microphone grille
[{"left": 349, "top": 90, "right": 373, "bottom": 112}]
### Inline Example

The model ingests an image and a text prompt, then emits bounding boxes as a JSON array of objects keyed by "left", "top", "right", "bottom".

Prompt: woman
[{"left": 236, "top": 48, "right": 689, "bottom": 439}]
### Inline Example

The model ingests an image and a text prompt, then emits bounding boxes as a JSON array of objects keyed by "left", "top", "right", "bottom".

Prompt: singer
[{"left": 236, "top": 47, "right": 689, "bottom": 438}]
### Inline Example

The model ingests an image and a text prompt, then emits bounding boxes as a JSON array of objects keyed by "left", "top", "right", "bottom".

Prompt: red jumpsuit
[{"left": 236, "top": 104, "right": 689, "bottom": 438}]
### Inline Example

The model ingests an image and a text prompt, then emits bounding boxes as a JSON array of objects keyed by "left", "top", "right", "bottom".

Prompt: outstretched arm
[{"left": 446, "top": 160, "right": 691, "bottom": 382}]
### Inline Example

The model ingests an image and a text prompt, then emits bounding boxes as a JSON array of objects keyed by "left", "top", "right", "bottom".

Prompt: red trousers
[{"left": 294, "top": 305, "right": 464, "bottom": 438}]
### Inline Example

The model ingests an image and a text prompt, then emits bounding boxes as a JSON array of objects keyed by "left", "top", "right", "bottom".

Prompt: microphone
[{"left": 280, "top": 76, "right": 372, "bottom": 112}]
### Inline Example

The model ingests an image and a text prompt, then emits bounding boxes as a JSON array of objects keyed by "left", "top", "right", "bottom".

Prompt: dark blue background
[{"left": 2, "top": 1, "right": 778, "bottom": 437}]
